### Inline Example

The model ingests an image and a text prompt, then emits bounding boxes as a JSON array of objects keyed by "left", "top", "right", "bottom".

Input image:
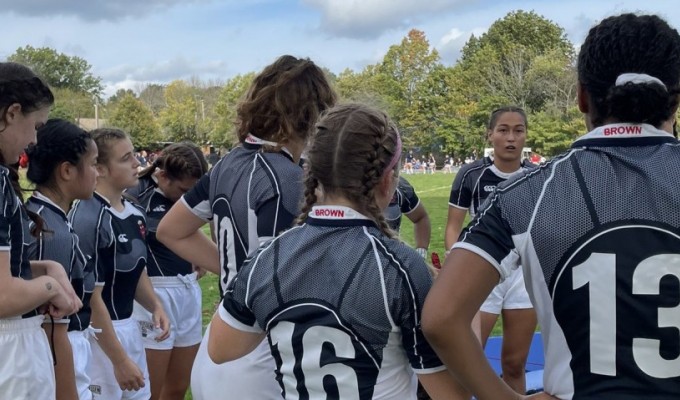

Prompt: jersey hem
[
  {"left": 218, "top": 304, "right": 263, "bottom": 334},
  {"left": 451, "top": 242, "right": 505, "bottom": 281}
]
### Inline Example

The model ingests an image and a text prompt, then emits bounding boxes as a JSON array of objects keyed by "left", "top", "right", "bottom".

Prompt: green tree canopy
[
  {"left": 109, "top": 95, "right": 161, "bottom": 149},
  {"left": 8, "top": 45, "right": 104, "bottom": 97}
]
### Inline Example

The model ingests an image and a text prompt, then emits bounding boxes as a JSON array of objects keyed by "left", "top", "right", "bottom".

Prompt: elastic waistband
[
  {"left": 150, "top": 272, "right": 198, "bottom": 288},
  {"left": 0, "top": 315, "right": 45, "bottom": 332},
  {"left": 111, "top": 317, "right": 137, "bottom": 328}
]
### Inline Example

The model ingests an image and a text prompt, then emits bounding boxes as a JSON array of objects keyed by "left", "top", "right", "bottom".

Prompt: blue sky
[{"left": 1, "top": 0, "right": 677, "bottom": 97}]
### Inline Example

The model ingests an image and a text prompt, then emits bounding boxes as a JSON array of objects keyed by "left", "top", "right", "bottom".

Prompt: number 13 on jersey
[{"left": 553, "top": 225, "right": 680, "bottom": 388}]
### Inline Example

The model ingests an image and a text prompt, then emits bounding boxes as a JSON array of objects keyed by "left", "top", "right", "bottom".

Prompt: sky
[{"left": 1, "top": 0, "right": 678, "bottom": 98}]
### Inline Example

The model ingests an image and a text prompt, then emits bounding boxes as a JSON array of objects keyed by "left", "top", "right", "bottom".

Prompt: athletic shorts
[
  {"left": 190, "top": 322, "right": 280, "bottom": 400},
  {"left": 88, "top": 317, "right": 150, "bottom": 400},
  {"left": 132, "top": 273, "right": 202, "bottom": 350},
  {"left": 480, "top": 267, "right": 533, "bottom": 314},
  {"left": 0, "top": 315, "right": 56, "bottom": 400},
  {"left": 69, "top": 328, "right": 98, "bottom": 400}
]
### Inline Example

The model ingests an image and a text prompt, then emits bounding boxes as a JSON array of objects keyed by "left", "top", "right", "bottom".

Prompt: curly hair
[
  {"left": 236, "top": 55, "right": 337, "bottom": 149},
  {"left": 578, "top": 14, "right": 680, "bottom": 127}
]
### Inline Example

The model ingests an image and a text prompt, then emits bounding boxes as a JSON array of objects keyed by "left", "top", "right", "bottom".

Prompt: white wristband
[{"left": 415, "top": 248, "right": 427, "bottom": 258}]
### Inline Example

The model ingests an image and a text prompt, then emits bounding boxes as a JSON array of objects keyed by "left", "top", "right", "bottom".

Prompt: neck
[
  {"left": 317, "top": 194, "right": 360, "bottom": 210},
  {"left": 493, "top": 157, "right": 521, "bottom": 174},
  {"left": 281, "top": 137, "right": 305, "bottom": 164},
  {"left": 35, "top": 186, "right": 72, "bottom": 214},
  {"left": 95, "top": 183, "right": 124, "bottom": 210}
]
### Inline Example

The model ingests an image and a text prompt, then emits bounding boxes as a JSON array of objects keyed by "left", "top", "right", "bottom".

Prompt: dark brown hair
[
  {"left": 297, "top": 103, "right": 400, "bottom": 237},
  {"left": 236, "top": 55, "right": 337, "bottom": 148},
  {"left": 138, "top": 142, "right": 208, "bottom": 181},
  {"left": 0, "top": 62, "right": 54, "bottom": 236},
  {"left": 488, "top": 106, "right": 528, "bottom": 131}
]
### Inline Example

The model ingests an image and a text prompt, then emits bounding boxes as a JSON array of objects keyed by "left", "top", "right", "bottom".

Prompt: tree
[
  {"left": 109, "top": 95, "right": 161, "bottom": 149},
  {"left": 138, "top": 84, "right": 167, "bottom": 116},
  {"left": 49, "top": 87, "right": 95, "bottom": 122},
  {"left": 108, "top": 89, "right": 136, "bottom": 105},
  {"left": 159, "top": 80, "right": 200, "bottom": 142},
  {"left": 455, "top": 10, "right": 575, "bottom": 111},
  {"left": 8, "top": 45, "right": 103, "bottom": 97},
  {"left": 213, "top": 73, "right": 255, "bottom": 148}
]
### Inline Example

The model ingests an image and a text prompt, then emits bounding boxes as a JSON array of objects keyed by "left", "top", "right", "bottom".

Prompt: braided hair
[
  {"left": 578, "top": 14, "right": 680, "bottom": 127},
  {"left": 26, "top": 119, "right": 93, "bottom": 188},
  {"left": 297, "top": 103, "right": 401, "bottom": 237}
]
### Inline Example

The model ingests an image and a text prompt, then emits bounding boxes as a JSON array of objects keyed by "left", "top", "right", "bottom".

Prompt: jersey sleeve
[
  {"left": 453, "top": 193, "right": 517, "bottom": 281},
  {"left": 181, "top": 172, "right": 212, "bottom": 221},
  {"left": 219, "top": 256, "right": 263, "bottom": 333},
  {"left": 398, "top": 178, "right": 420, "bottom": 215},
  {"left": 449, "top": 164, "right": 472, "bottom": 210},
  {"left": 395, "top": 255, "right": 446, "bottom": 373}
]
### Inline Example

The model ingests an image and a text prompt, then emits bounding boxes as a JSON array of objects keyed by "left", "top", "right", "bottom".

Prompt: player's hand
[
  {"left": 113, "top": 357, "right": 145, "bottom": 391},
  {"left": 46, "top": 281, "right": 81, "bottom": 318},
  {"left": 523, "top": 392, "right": 560, "bottom": 400},
  {"left": 43, "top": 260, "right": 83, "bottom": 313},
  {"left": 152, "top": 307, "right": 171, "bottom": 342}
]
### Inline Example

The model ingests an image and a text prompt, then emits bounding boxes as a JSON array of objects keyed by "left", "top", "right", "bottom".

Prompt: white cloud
[
  {"left": 303, "top": 0, "right": 477, "bottom": 39},
  {"left": 100, "top": 57, "right": 228, "bottom": 97},
  {"left": 437, "top": 26, "right": 485, "bottom": 63}
]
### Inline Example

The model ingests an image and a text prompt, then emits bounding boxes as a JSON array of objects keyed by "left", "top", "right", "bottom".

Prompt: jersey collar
[
  {"left": 306, "top": 205, "right": 377, "bottom": 228},
  {"left": 572, "top": 123, "right": 677, "bottom": 148},
  {"left": 30, "top": 191, "right": 68, "bottom": 221}
]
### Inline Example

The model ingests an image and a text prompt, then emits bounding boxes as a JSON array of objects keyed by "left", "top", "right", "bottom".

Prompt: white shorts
[
  {"left": 88, "top": 317, "right": 150, "bottom": 400},
  {"left": 480, "top": 267, "right": 533, "bottom": 314},
  {"left": 69, "top": 328, "right": 98, "bottom": 400},
  {"left": 0, "top": 315, "right": 56, "bottom": 400},
  {"left": 132, "top": 273, "right": 202, "bottom": 350},
  {"left": 191, "top": 322, "right": 280, "bottom": 400}
]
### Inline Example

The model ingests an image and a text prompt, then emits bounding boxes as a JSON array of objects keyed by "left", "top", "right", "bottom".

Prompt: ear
[
  {"left": 5, "top": 103, "right": 22, "bottom": 124},
  {"left": 577, "top": 81, "right": 589, "bottom": 114},
  {"left": 378, "top": 171, "right": 393, "bottom": 198},
  {"left": 58, "top": 161, "right": 76, "bottom": 182},
  {"left": 95, "top": 163, "right": 108, "bottom": 178}
]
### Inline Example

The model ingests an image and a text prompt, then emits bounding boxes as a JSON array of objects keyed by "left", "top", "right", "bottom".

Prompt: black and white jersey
[
  {"left": 26, "top": 192, "right": 90, "bottom": 331},
  {"left": 70, "top": 193, "right": 147, "bottom": 321},
  {"left": 0, "top": 167, "right": 36, "bottom": 318},
  {"left": 220, "top": 206, "right": 444, "bottom": 399},
  {"left": 384, "top": 176, "right": 420, "bottom": 232},
  {"left": 449, "top": 156, "right": 534, "bottom": 217},
  {"left": 182, "top": 142, "right": 303, "bottom": 294},
  {"left": 127, "top": 177, "right": 191, "bottom": 277},
  {"left": 454, "top": 124, "right": 680, "bottom": 399}
]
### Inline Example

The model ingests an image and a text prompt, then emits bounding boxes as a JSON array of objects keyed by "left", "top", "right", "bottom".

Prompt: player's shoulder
[{"left": 458, "top": 158, "right": 491, "bottom": 176}]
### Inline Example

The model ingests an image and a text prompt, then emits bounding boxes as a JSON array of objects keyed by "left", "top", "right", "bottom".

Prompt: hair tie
[{"left": 615, "top": 73, "right": 666, "bottom": 89}]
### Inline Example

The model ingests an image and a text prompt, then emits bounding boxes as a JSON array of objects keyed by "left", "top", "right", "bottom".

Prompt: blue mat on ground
[{"left": 484, "top": 332, "right": 544, "bottom": 392}]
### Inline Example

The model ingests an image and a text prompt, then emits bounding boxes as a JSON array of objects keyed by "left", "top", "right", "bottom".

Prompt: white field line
[{"left": 417, "top": 185, "right": 450, "bottom": 194}]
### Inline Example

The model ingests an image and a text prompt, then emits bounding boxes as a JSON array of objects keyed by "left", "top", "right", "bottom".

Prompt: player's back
[
  {"left": 224, "top": 207, "right": 442, "bottom": 399},
  {"left": 184, "top": 143, "right": 304, "bottom": 292},
  {"left": 481, "top": 126, "right": 680, "bottom": 398}
]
